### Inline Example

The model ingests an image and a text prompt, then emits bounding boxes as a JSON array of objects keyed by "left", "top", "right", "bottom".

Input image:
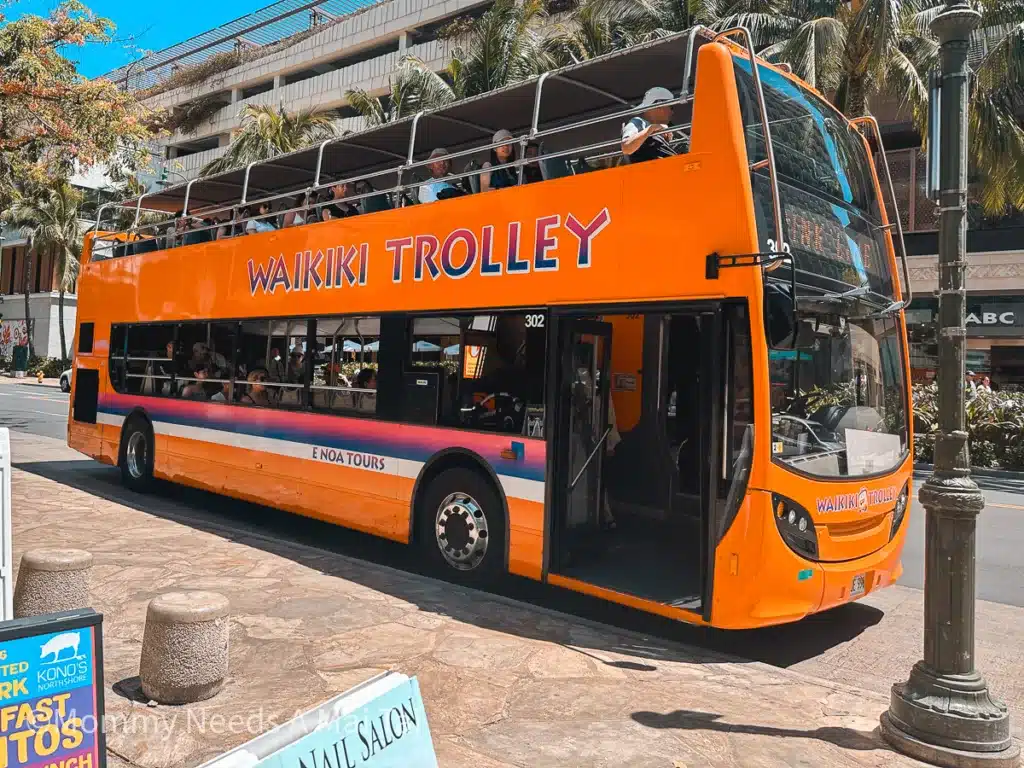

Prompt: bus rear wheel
[
  {"left": 120, "top": 417, "right": 154, "bottom": 493},
  {"left": 417, "top": 468, "right": 506, "bottom": 585}
]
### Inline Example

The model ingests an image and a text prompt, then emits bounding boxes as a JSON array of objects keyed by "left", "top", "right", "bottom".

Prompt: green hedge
[
  {"left": 0, "top": 356, "right": 68, "bottom": 378},
  {"left": 913, "top": 383, "right": 1024, "bottom": 470}
]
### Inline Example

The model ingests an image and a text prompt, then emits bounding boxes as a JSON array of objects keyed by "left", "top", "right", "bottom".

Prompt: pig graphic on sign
[{"left": 39, "top": 632, "right": 80, "bottom": 664}]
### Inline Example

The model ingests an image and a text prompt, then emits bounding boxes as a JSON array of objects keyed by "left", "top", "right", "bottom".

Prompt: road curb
[
  {"left": 914, "top": 462, "right": 1024, "bottom": 481},
  {"left": 0, "top": 380, "right": 61, "bottom": 391}
]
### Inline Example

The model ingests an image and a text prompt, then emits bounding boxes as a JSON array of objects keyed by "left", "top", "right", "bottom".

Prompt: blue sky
[{"left": 10, "top": 0, "right": 269, "bottom": 77}]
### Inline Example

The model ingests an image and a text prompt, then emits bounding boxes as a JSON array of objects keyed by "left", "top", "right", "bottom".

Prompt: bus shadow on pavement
[
  {"left": 15, "top": 457, "right": 884, "bottom": 669},
  {"left": 631, "top": 709, "right": 882, "bottom": 751}
]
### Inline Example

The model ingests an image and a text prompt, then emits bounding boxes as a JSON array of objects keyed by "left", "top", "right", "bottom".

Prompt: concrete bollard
[
  {"left": 140, "top": 591, "right": 229, "bottom": 704},
  {"left": 13, "top": 549, "right": 93, "bottom": 618}
]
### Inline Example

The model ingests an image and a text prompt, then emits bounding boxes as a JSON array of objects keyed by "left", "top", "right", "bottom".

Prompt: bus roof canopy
[{"left": 126, "top": 27, "right": 713, "bottom": 215}]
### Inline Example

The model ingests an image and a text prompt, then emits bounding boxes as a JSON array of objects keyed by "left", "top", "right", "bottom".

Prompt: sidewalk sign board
[
  {"left": 0, "top": 608, "right": 106, "bottom": 768},
  {"left": 0, "top": 428, "right": 10, "bottom": 620},
  {"left": 201, "top": 672, "right": 438, "bottom": 768}
]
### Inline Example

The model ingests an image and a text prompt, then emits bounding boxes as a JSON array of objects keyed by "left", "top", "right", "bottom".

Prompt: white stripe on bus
[{"left": 96, "top": 411, "right": 544, "bottom": 503}]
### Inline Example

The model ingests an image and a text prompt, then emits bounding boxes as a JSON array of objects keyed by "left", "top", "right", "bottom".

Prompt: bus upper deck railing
[
  {"left": 92, "top": 95, "right": 697, "bottom": 256},
  {"left": 93, "top": 26, "right": 718, "bottom": 253}
]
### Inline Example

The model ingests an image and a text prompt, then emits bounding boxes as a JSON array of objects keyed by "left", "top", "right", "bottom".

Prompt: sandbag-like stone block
[
  {"left": 139, "top": 591, "right": 229, "bottom": 704},
  {"left": 14, "top": 549, "right": 93, "bottom": 618}
]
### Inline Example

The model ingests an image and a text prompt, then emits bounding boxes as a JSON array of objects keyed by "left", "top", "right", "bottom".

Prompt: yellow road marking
[{"left": 986, "top": 502, "right": 1024, "bottom": 511}]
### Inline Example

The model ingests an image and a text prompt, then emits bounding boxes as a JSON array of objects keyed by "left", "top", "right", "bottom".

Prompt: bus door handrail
[
  {"left": 850, "top": 115, "right": 913, "bottom": 310},
  {"left": 569, "top": 426, "right": 612, "bottom": 492}
]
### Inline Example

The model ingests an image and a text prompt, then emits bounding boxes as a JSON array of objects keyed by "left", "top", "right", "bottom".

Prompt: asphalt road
[
  {"left": 2, "top": 382, "right": 1021, "bottom": 610},
  {"left": 0, "top": 384, "right": 69, "bottom": 441}
]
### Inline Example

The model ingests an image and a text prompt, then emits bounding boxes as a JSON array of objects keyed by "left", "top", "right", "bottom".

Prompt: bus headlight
[
  {"left": 889, "top": 483, "right": 910, "bottom": 540},
  {"left": 772, "top": 494, "right": 819, "bottom": 561}
]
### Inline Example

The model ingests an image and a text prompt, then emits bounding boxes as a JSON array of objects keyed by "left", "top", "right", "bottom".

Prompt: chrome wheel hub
[
  {"left": 435, "top": 492, "right": 489, "bottom": 571},
  {"left": 126, "top": 431, "right": 148, "bottom": 480}
]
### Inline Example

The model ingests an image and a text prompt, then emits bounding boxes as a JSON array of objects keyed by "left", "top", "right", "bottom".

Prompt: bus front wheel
[
  {"left": 417, "top": 467, "right": 506, "bottom": 585},
  {"left": 119, "top": 417, "right": 154, "bottom": 493}
]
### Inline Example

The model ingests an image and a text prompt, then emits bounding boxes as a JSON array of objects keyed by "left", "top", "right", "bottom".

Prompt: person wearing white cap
[
  {"left": 621, "top": 86, "right": 681, "bottom": 163},
  {"left": 482, "top": 128, "right": 518, "bottom": 192},
  {"left": 418, "top": 148, "right": 465, "bottom": 203}
]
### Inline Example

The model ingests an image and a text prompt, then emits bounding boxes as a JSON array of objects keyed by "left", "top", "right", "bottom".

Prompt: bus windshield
[
  {"left": 735, "top": 56, "right": 909, "bottom": 478},
  {"left": 768, "top": 294, "right": 908, "bottom": 478},
  {"left": 735, "top": 57, "right": 895, "bottom": 299}
]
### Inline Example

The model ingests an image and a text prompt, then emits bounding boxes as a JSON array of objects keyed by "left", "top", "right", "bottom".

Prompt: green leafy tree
[
  {"left": 201, "top": 104, "right": 337, "bottom": 176},
  {"left": 763, "top": 0, "right": 1024, "bottom": 214},
  {"left": 345, "top": 57, "right": 455, "bottom": 127},
  {"left": 447, "top": 0, "right": 554, "bottom": 97},
  {"left": 2, "top": 182, "right": 83, "bottom": 361},
  {"left": 0, "top": 1, "right": 152, "bottom": 210}
]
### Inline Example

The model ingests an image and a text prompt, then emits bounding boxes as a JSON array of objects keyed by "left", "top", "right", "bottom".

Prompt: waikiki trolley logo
[
  {"left": 245, "top": 208, "right": 612, "bottom": 297},
  {"left": 816, "top": 485, "right": 898, "bottom": 515}
]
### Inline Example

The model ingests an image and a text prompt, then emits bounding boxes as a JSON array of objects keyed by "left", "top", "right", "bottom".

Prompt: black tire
[
  {"left": 60, "top": 375, "right": 71, "bottom": 393},
  {"left": 119, "top": 416, "right": 154, "bottom": 492},
  {"left": 417, "top": 467, "right": 507, "bottom": 585}
]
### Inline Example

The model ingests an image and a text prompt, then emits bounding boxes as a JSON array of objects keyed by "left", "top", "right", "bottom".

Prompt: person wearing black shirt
[
  {"left": 482, "top": 129, "right": 518, "bottom": 191},
  {"left": 621, "top": 86, "right": 686, "bottom": 163}
]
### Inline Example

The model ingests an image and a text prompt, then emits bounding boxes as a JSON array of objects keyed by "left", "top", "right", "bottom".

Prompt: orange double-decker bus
[{"left": 68, "top": 27, "right": 913, "bottom": 629}]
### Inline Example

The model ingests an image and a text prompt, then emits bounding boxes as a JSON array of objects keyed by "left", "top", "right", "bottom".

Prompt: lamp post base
[{"left": 881, "top": 662, "right": 1020, "bottom": 767}]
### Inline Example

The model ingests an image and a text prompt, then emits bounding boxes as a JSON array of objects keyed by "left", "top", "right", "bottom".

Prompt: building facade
[{"left": 102, "top": 0, "right": 497, "bottom": 184}]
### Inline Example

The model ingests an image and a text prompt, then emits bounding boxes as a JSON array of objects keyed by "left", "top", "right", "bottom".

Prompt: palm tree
[
  {"left": 345, "top": 57, "right": 455, "bottom": 127},
  {"left": 447, "top": 0, "right": 554, "bottom": 98},
  {"left": 2, "top": 182, "right": 83, "bottom": 361},
  {"left": 201, "top": 104, "right": 337, "bottom": 176},
  {"left": 546, "top": 0, "right": 623, "bottom": 65},
  {"left": 763, "top": 0, "right": 1024, "bottom": 214}
]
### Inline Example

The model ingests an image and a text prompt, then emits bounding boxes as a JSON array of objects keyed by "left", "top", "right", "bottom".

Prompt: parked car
[{"left": 59, "top": 369, "right": 72, "bottom": 393}]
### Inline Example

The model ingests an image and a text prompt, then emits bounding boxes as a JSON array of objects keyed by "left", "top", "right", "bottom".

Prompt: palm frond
[
  {"left": 768, "top": 16, "right": 846, "bottom": 90},
  {"left": 344, "top": 87, "right": 389, "bottom": 127},
  {"left": 977, "top": 0, "right": 1024, "bottom": 28},
  {"left": 448, "top": 0, "right": 552, "bottom": 97},
  {"left": 201, "top": 104, "right": 336, "bottom": 176},
  {"left": 969, "top": 87, "right": 1024, "bottom": 213},
  {"left": 1, "top": 181, "right": 83, "bottom": 292},
  {"left": 879, "top": 39, "right": 932, "bottom": 124}
]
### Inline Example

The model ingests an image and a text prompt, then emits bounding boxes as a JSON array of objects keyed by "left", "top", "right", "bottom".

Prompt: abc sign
[{"left": 966, "top": 311, "right": 1016, "bottom": 326}]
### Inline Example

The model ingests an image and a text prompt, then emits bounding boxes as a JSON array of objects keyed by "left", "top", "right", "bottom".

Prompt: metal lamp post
[{"left": 879, "top": 2, "right": 1020, "bottom": 766}]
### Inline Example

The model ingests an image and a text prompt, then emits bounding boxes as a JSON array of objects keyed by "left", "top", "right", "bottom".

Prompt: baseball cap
[{"left": 639, "top": 86, "right": 676, "bottom": 109}]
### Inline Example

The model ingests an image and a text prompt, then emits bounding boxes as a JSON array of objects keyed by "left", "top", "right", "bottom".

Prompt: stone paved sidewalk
[{"left": 7, "top": 433, "right": 946, "bottom": 767}]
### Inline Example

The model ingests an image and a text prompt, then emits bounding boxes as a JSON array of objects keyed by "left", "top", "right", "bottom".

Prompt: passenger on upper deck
[
  {"left": 326, "top": 182, "right": 360, "bottom": 219},
  {"left": 621, "top": 87, "right": 683, "bottom": 163},
  {"left": 419, "top": 149, "right": 466, "bottom": 203},
  {"left": 481, "top": 130, "right": 518, "bottom": 192},
  {"left": 282, "top": 196, "right": 306, "bottom": 227},
  {"left": 245, "top": 201, "right": 278, "bottom": 234},
  {"left": 523, "top": 142, "right": 544, "bottom": 184}
]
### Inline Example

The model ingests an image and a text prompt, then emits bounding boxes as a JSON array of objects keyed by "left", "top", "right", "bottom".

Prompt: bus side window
[
  {"left": 406, "top": 312, "right": 547, "bottom": 435},
  {"left": 124, "top": 324, "right": 176, "bottom": 397}
]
